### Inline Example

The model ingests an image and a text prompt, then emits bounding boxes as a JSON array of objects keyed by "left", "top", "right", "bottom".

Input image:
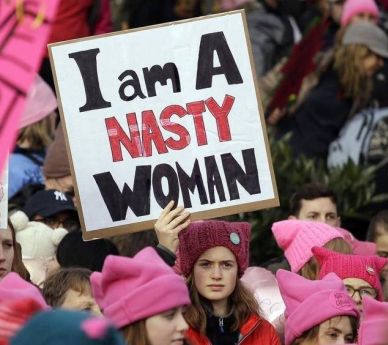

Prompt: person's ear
[{"left": 288, "top": 215, "right": 297, "bottom": 220}]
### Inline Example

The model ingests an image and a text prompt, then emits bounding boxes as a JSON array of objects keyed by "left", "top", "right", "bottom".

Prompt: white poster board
[
  {"left": 49, "top": 11, "right": 279, "bottom": 239},
  {"left": 0, "top": 166, "right": 8, "bottom": 229}
]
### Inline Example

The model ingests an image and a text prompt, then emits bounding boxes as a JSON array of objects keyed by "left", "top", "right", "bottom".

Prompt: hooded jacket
[{"left": 185, "top": 314, "right": 281, "bottom": 345}]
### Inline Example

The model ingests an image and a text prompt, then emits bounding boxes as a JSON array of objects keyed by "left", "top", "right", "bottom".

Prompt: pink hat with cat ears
[
  {"left": 276, "top": 269, "right": 359, "bottom": 345},
  {"left": 358, "top": 297, "right": 388, "bottom": 345}
]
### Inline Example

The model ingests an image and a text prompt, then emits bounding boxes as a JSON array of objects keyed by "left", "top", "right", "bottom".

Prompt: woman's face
[
  {"left": 350, "top": 13, "right": 376, "bottom": 25},
  {"left": 362, "top": 53, "right": 383, "bottom": 77},
  {"left": 329, "top": 1, "right": 344, "bottom": 24},
  {"left": 0, "top": 227, "right": 15, "bottom": 279},
  {"left": 193, "top": 246, "right": 238, "bottom": 308},
  {"left": 317, "top": 316, "right": 355, "bottom": 344},
  {"left": 375, "top": 230, "right": 388, "bottom": 258},
  {"left": 61, "top": 287, "right": 101, "bottom": 316},
  {"left": 145, "top": 307, "right": 188, "bottom": 345},
  {"left": 343, "top": 277, "right": 377, "bottom": 313}
]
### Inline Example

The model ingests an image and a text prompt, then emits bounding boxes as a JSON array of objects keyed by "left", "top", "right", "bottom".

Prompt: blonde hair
[
  {"left": 299, "top": 238, "right": 352, "bottom": 280},
  {"left": 121, "top": 320, "right": 191, "bottom": 345},
  {"left": 334, "top": 44, "right": 373, "bottom": 114},
  {"left": 17, "top": 116, "right": 54, "bottom": 150},
  {"left": 184, "top": 275, "right": 259, "bottom": 335},
  {"left": 121, "top": 321, "right": 150, "bottom": 345}
]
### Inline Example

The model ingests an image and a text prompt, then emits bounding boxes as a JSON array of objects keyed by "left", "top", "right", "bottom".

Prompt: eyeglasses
[{"left": 345, "top": 285, "right": 377, "bottom": 298}]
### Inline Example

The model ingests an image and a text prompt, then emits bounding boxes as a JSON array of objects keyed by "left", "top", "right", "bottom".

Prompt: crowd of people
[
  {"left": 2, "top": 0, "right": 388, "bottom": 344},
  {"left": 1, "top": 182, "right": 388, "bottom": 344}
]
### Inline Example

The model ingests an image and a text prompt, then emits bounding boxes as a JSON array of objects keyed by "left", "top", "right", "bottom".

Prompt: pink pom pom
[{"left": 81, "top": 318, "right": 110, "bottom": 339}]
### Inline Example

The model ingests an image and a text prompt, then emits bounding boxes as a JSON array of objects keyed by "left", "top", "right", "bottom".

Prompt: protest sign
[
  {"left": 0, "top": 0, "right": 59, "bottom": 174},
  {"left": 49, "top": 11, "right": 279, "bottom": 239}
]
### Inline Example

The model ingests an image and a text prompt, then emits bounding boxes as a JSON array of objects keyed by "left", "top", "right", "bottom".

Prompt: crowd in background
[{"left": 2, "top": 0, "right": 388, "bottom": 345}]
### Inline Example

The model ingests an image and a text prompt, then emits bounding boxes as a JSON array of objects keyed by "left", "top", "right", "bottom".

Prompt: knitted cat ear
[
  {"left": 90, "top": 272, "right": 104, "bottom": 308},
  {"left": 312, "top": 246, "right": 332, "bottom": 266},
  {"left": 271, "top": 220, "right": 301, "bottom": 249},
  {"left": 374, "top": 256, "right": 388, "bottom": 273},
  {"left": 276, "top": 269, "right": 346, "bottom": 318},
  {"left": 362, "top": 296, "right": 388, "bottom": 321},
  {"left": 358, "top": 296, "right": 388, "bottom": 344}
]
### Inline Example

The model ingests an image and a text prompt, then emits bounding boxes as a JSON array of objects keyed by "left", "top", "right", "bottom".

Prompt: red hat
[
  {"left": 0, "top": 298, "right": 43, "bottom": 345},
  {"left": 177, "top": 220, "right": 251, "bottom": 277},
  {"left": 313, "top": 247, "right": 388, "bottom": 300}
]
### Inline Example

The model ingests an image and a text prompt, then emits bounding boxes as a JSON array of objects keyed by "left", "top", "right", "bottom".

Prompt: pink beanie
[
  {"left": 0, "top": 273, "right": 47, "bottom": 308},
  {"left": 90, "top": 247, "right": 190, "bottom": 328},
  {"left": 177, "top": 220, "right": 251, "bottom": 277},
  {"left": 313, "top": 247, "right": 388, "bottom": 301},
  {"left": 0, "top": 298, "right": 44, "bottom": 343},
  {"left": 276, "top": 270, "right": 359, "bottom": 345},
  {"left": 341, "top": 0, "right": 379, "bottom": 26},
  {"left": 271, "top": 220, "right": 346, "bottom": 273},
  {"left": 358, "top": 297, "right": 388, "bottom": 345}
]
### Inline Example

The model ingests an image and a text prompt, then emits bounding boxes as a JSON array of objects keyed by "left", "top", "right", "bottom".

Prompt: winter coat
[
  {"left": 276, "top": 68, "right": 352, "bottom": 160},
  {"left": 8, "top": 147, "right": 45, "bottom": 199},
  {"left": 247, "top": 4, "right": 295, "bottom": 78},
  {"left": 47, "top": 0, "right": 112, "bottom": 48},
  {"left": 186, "top": 313, "right": 281, "bottom": 345}
]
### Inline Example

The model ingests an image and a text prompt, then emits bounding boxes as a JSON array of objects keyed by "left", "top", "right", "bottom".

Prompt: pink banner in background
[{"left": 0, "top": 0, "right": 59, "bottom": 173}]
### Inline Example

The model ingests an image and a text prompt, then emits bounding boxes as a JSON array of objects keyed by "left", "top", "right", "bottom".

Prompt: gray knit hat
[{"left": 343, "top": 22, "right": 388, "bottom": 58}]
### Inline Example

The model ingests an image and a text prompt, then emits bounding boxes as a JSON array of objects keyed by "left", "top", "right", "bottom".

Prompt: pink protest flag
[
  {"left": 0, "top": 0, "right": 59, "bottom": 173},
  {"left": 241, "top": 267, "right": 285, "bottom": 338}
]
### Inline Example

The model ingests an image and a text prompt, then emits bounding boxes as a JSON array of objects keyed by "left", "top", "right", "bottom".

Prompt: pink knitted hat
[
  {"left": 313, "top": 247, "right": 388, "bottom": 301},
  {"left": 90, "top": 247, "right": 190, "bottom": 328},
  {"left": 358, "top": 297, "right": 388, "bottom": 345},
  {"left": 0, "top": 273, "right": 48, "bottom": 308},
  {"left": 276, "top": 270, "right": 359, "bottom": 345},
  {"left": 271, "top": 220, "right": 346, "bottom": 273},
  {"left": 177, "top": 220, "right": 251, "bottom": 277},
  {"left": 341, "top": 0, "right": 379, "bottom": 26},
  {"left": 0, "top": 298, "right": 44, "bottom": 344}
]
